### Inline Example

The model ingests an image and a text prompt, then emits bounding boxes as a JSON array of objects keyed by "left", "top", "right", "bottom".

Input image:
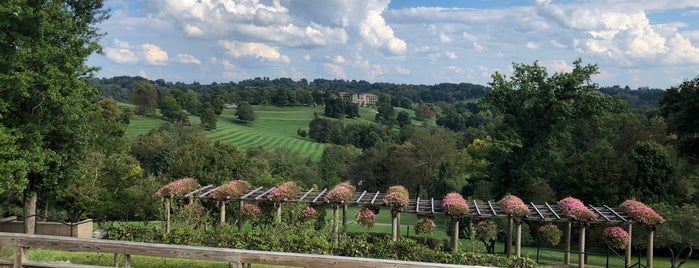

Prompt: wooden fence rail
[{"left": 0, "top": 232, "right": 490, "bottom": 268}]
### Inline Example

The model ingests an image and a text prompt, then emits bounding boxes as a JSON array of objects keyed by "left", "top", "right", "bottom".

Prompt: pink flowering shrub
[
  {"left": 442, "top": 192, "right": 469, "bottom": 216},
  {"left": 240, "top": 203, "right": 261, "bottom": 222},
  {"left": 604, "top": 226, "right": 630, "bottom": 249},
  {"left": 211, "top": 180, "right": 250, "bottom": 200},
  {"left": 498, "top": 195, "right": 530, "bottom": 217},
  {"left": 382, "top": 185, "right": 409, "bottom": 210},
  {"left": 538, "top": 224, "right": 562, "bottom": 246},
  {"left": 325, "top": 182, "right": 356, "bottom": 203},
  {"left": 619, "top": 200, "right": 665, "bottom": 227},
  {"left": 267, "top": 181, "right": 301, "bottom": 202},
  {"left": 296, "top": 206, "right": 318, "bottom": 223},
  {"left": 155, "top": 178, "right": 198, "bottom": 198},
  {"left": 414, "top": 218, "right": 437, "bottom": 235},
  {"left": 557, "top": 197, "right": 597, "bottom": 222},
  {"left": 475, "top": 220, "right": 499, "bottom": 243},
  {"left": 355, "top": 207, "right": 376, "bottom": 229}
]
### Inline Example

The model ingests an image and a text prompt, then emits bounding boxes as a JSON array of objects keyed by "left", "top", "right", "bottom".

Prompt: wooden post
[
  {"left": 13, "top": 246, "right": 27, "bottom": 268},
  {"left": 275, "top": 203, "right": 282, "bottom": 224},
  {"left": 647, "top": 228, "right": 654, "bottom": 268},
  {"left": 397, "top": 212, "right": 401, "bottom": 239},
  {"left": 506, "top": 216, "right": 513, "bottom": 257},
  {"left": 23, "top": 192, "right": 37, "bottom": 235},
  {"left": 165, "top": 197, "right": 171, "bottom": 234},
  {"left": 391, "top": 210, "right": 399, "bottom": 241},
  {"left": 515, "top": 219, "right": 522, "bottom": 257},
  {"left": 220, "top": 201, "right": 226, "bottom": 225},
  {"left": 123, "top": 254, "right": 131, "bottom": 268},
  {"left": 237, "top": 200, "right": 244, "bottom": 231},
  {"left": 450, "top": 217, "right": 459, "bottom": 252},
  {"left": 565, "top": 221, "right": 571, "bottom": 265},
  {"left": 342, "top": 203, "right": 347, "bottom": 227},
  {"left": 625, "top": 223, "right": 632, "bottom": 268},
  {"left": 333, "top": 205, "right": 339, "bottom": 244},
  {"left": 579, "top": 224, "right": 586, "bottom": 268}
]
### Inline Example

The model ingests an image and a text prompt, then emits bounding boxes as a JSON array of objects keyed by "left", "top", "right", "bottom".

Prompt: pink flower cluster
[
  {"left": 619, "top": 200, "right": 665, "bottom": 226},
  {"left": 604, "top": 226, "right": 630, "bottom": 249},
  {"left": 297, "top": 206, "right": 318, "bottom": 223},
  {"left": 355, "top": 207, "right": 376, "bottom": 229},
  {"left": 442, "top": 192, "right": 469, "bottom": 216},
  {"left": 382, "top": 185, "right": 409, "bottom": 210},
  {"left": 155, "top": 178, "right": 198, "bottom": 198},
  {"left": 240, "top": 203, "right": 261, "bottom": 222},
  {"left": 267, "top": 181, "right": 301, "bottom": 203},
  {"left": 414, "top": 218, "right": 437, "bottom": 234},
  {"left": 211, "top": 180, "right": 250, "bottom": 200},
  {"left": 498, "top": 195, "right": 530, "bottom": 217},
  {"left": 475, "top": 220, "right": 499, "bottom": 242},
  {"left": 538, "top": 224, "right": 562, "bottom": 246},
  {"left": 325, "top": 182, "right": 356, "bottom": 203},
  {"left": 557, "top": 197, "right": 597, "bottom": 222}
]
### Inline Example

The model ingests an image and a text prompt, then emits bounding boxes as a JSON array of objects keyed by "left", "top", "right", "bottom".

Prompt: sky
[{"left": 88, "top": 0, "right": 699, "bottom": 89}]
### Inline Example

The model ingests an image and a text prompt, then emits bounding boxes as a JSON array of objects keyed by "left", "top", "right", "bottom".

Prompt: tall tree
[
  {"left": 236, "top": 102, "right": 255, "bottom": 124},
  {"left": 130, "top": 80, "right": 158, "bottom": 115},
  {"left": 0, "top": 0, "right": 108, "bottom": 233},
  {"left": 660, "top": 77, "right": 699, "bottom": 160}
]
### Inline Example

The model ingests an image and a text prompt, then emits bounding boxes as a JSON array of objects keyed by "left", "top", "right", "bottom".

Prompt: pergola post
[
  {"left": 333, "top": 205, "right": 339, "bottom": 244},
  {"left": 579, "top": 224, "right": 586, "bottom": 268},
  {"left": 515, "top": 219, "right": 522, "bottom": 257},
  {"left": 164, "top": 197, "right": 171, "bottom": 234},
  {"left": 342, "top": 203, "right": 347, "bottom": 227},
  {"left": 219, "top": 201, "right": 226, "bottom": 225},
  {"left": 450, "top": 217, "right": 459, "bottom": 252},
  {"left": 274, "top": 202, "right": 283, "bottom": 223},
  {"left": 391, "top": 210, "right": 400, "bottom": 241},
  {"left": 647, "top": 228, "right": 654, "bottom": 268},
  {"left": 565, "top": 221, "right": 571, "bottom": 265},
  {"left": 625, "top": 223, "right": 632, "bottom": 268},
  {"left": 237, "top": 200, "right": 244, "bottom": 231},
  {"left": 506, "top": 216, "right": 513, "bottom": 257}
]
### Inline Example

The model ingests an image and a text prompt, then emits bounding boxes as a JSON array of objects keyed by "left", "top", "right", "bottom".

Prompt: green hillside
[{"left": 122, "top": 104, "right": 381, "bottom": 161}]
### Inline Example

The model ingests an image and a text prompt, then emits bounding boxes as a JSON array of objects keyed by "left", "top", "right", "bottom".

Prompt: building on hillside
[{"left": 351, "top": 93, "right": 378, "bottom": 107}]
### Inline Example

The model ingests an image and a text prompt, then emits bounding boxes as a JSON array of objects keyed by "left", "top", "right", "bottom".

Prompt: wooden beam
[
  {"left": 239, "top": 186, "right": 264, "bottom": 199},
  {"left": 530, "top": 202, "right": 545, "bottom": 219},
  {"left": 312, "top": 189, "right": 328, "bottom": 203}
]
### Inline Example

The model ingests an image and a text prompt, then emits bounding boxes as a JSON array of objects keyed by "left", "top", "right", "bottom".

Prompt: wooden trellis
[{"left": 165, "top": 186, "right": 653, "bottom": 268}]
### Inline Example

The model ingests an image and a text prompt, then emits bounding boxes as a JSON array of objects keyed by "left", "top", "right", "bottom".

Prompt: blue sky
[{"left": 88, "top": 0, "right": 699, "bottom": 89}]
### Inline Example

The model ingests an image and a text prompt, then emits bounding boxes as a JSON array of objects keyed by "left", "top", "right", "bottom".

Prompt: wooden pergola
[{"left": 165, "top": 185, "right": 654, "bottom": 268}]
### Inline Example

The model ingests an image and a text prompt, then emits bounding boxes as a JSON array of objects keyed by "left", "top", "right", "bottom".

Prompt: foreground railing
[{"left": 0, "top": 232, "right": 489, "bottom": 268}]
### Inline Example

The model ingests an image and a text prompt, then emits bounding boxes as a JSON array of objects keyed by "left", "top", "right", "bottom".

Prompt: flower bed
[
  {"left": 557, "top": 197, "right": 597, "bottom": 222},
  {"left": 498, "top": 195, "right": 530, "bottom": 217},
  {"left": 382, "top": 185, "right": 409, "bottom": 210},
  {"left": 155, "top": 177, "right": 198, "bottom": 198},
  {"left": 442, "top": 192, "right": 469, "bottom": 216},
  {"left": 538, "top": 224, "right": 562, "bottom": 246},
  {"left": 325, "top": 182, "right": 356, "bottom": 203},
  {"left": 267, "top": 181, "right": 301, "bottom": 202},
  {"left": 211, "top": 180, "right": 250, "bottom": 200},
  {"left": 604, "top": 226, "right": 630, "bottom": 249},
  {"left": 355, "top": 207, "right": 376, "bottom": 229},
  {"left": 619, "top": 200, "right": 665, "bottom": 227}
]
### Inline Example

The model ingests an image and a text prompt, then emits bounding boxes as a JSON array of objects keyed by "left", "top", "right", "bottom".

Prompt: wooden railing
[{"left": 0, "top": 232, "right": 489, "bottom": 268}]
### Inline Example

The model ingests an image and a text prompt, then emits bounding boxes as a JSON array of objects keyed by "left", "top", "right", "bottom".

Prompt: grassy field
[{"left": 121, "top": 104, "right": 384, "bottom": 161}]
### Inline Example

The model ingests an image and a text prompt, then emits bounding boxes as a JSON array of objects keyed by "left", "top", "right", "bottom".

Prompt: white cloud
[
  {"left": 104, "top": 39, "right": 138, "bottom": 63},
  {"left": 138, "top": 69, "right": 148, "bottom": 78},
  {"left": 526, "top": 42, "right": 539, "bottom": 49},
  {"left": 141, "top": 44, "right": 168, "bottom": 65},
  {"left": 323, "top": 63, "right": 346, "bottom": 78},
  {"left": 395, "top": 65, "right": 411, "bottom": 74},
  {"left": 174, "top": 54, "right": 202, "bottom": 65},
  {"left": 334, "top": 55, "right": 346, "bottom": 64},
  {"left": 219, "top": 40, "right": 290, "bottom": 63}
]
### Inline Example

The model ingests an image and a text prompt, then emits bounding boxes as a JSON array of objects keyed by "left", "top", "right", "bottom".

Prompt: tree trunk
[{"left": 23, "top": 191, "right": 37, "bottom": 234}]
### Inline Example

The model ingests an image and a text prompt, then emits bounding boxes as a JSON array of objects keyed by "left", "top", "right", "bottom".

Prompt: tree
[
  {"left": 200, "top": 108, "right": 217, "bottom": 130},
  {"left": 159, "top": 93, "right": 182, "bottom": 120},
  {"left": 415, "top": 105, "right": 435, "bottom": 121},
  {"left": 660, "top": 77, "right": 699, "bottom": 159},
  {"left": 236, "top": 103, "right": 255, "bottom": 124},
  {"left": 130, "top": 80, "right": 158, "bottom": 115},
  {"left": 654, "top": 203, "right": 699, "bottom": 268},
  {"left": 0, "top": 0, "right": 108, "bottom": 233},
  {"left": 396, "top": 111, "right": 411, "bottom": 128}
]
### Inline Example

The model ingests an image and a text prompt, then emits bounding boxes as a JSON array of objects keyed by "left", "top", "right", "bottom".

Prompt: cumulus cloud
[
  {"left": 323, "top": 63, "right": 346, "bottom": 78},
  {"left": 104, "top": 40, "right": 168, "bottom": 65},
  {"left": 219, "top": 40, "right": 290, "bottom": 63},
  {"left": 174, "top": 54, "right": 202, "bottom": 64}
]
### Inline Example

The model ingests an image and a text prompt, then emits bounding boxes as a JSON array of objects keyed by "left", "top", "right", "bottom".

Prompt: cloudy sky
[{"left": 88, "top": 0, "right": 699, "bottom": 89}]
